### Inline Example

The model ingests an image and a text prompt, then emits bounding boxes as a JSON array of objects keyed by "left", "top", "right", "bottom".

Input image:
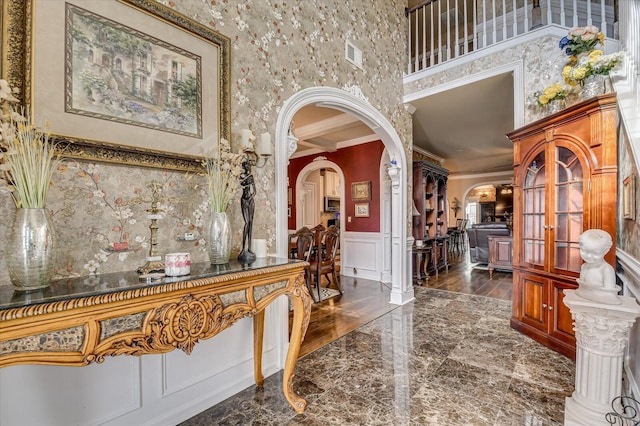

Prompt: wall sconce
[{"left": 240, "top": 129, "right": 273, "bottom": 168}]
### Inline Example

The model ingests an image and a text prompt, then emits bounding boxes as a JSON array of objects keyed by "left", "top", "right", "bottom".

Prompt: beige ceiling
[
  {"left": 409, "top": 72, "right": 515, "bottom": 174},
  {"left": 290, "top": 105, "right": 378, "bottom": 158},
  {"left": 290, "top": 62, "right": 515, "bottom": 176}
]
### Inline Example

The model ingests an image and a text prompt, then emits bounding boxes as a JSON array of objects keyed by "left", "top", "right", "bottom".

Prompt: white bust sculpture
[{"left": 575, "top": 229, "right": 621, "bottom": 304}]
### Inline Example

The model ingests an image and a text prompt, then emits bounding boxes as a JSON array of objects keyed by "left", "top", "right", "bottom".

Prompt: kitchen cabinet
[
  {"left": 507, "top": 94, "right": 617, "bottom": 360},
  {"left": 322, "top": 169, "right": 341, "bottom": 197}
]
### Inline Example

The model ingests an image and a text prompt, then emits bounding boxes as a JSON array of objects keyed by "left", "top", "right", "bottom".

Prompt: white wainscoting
[
  {"left": 0, "top": 301, "right": 286, "bottom": 426},
  {"left": 341, "top": 231, "right": 384, "bottom": 281},
  {"left": 618, "top": 249, "right": 640, "bottom": 401}
]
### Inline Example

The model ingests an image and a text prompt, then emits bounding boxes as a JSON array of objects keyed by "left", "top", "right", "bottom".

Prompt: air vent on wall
[{"left": 345, "top": 40, "right": 363, "bottom": 69}]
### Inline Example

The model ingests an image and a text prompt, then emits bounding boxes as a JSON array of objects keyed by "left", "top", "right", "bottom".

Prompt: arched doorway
[
  {"left": 295, "top": 160, "right": 346, "bottom": 250},
  {"left": 463, "top": 182, "right": 513, "bottom": 226},
  {"left": 275, "top": 87, "right": 412, "bottom": 306}
]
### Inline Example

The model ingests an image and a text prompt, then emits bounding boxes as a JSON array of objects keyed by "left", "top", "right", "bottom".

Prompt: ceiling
[
  {"left": 290, "top": 106, "right": 378, "bottom": 159},
  {"left": 290, "top": 73, "right": 515, "bottom": 176},
  {"left": 409, "top": 72, "right": 515, "bottom": 174}
]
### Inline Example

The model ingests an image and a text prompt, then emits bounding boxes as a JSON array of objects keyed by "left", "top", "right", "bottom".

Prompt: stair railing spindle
[
  {"left": 445, "top": 0, "right": 450, "bottom": 60},
  {"left": 513, "top": 0, "right": 518, "bottom": 38},
  {"left": 502, "top": 0, "right": 507, "bottom": 41},
  {"left": 600, "top": 0, "right": 607, "bottom": 38},
  {"left": 492, "top": 0, "right": 497, "bottom": 45},
  {"left": 422, "top": 5, "right": 427, "bottom": 69},
  {"left": 430, "top": 1, "right": 435, "bottom": 66}
]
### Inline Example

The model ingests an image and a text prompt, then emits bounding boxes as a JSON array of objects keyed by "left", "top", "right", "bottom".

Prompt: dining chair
[
  {"left": 310, "top": 224, "right": 326, "bottom": 256},
  {"left": 309, "top": 224, "right": 341, "bottom": 302},
  {"left": 288, "top": 227, "right": 315, "bottom": 299}
]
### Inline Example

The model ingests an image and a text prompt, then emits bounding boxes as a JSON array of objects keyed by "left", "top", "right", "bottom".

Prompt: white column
[
  {"left": 563, "top": 290, "right": 640, "bottom": 426},
  {"left": 388, "top": 161, "right": 414, "bottom": 306}
]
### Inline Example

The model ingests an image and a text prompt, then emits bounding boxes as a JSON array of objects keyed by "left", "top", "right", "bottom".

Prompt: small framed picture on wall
[
  {"left": 351, "top": 181, "right": 371, "bottom": 201},
  {"left": 623, "top": 174, "right": 636, "bottom": 220},
  {"left": 354, "top": 203, "right": 370, "bottom": 217}
]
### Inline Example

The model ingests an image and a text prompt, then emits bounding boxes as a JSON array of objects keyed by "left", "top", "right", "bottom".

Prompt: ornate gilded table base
[{"left": 0, "top": 260, "right": 311, "bottom": 414}]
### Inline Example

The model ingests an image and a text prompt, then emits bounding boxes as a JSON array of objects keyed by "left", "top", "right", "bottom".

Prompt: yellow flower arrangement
[
  {"left": 0, "top": 79, "right": 61, "bottom": 208},
  {"left": 562, "top": 49, "right": 624, "bottom": 86},
  {"left": 533, "top": 83, "right": 569, "bottom": 107}
]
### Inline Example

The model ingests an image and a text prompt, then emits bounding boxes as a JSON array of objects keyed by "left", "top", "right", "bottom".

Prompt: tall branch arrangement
[
  {"left": 203, "top": 137, "right": 244, "bottom": 213},
  {"left": 0, "top": 79, "right": 62, "bottom": 208}
]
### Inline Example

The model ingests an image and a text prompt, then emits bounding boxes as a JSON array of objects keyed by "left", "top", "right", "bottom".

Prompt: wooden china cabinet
[
  {"left": 507, "top": 94, "right": 617, "bottom": 360},
  {"left": 413, "top": 161, "right": 449, "bottom": 274}
]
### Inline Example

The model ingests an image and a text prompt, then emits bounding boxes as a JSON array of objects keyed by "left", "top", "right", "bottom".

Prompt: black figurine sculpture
[{"left": 238, "top": 158, "right": 257, "bottom": 263}]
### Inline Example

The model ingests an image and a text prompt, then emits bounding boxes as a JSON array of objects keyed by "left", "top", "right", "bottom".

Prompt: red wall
[{"left": 287, "top": 141, "right": 385, "bottom": 232}]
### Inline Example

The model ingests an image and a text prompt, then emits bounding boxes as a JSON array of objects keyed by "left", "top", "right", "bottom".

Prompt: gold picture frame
[
  {"left": 351, "top": 181, "right": 371, "bottom": 201},
  {"left": 1, "top": 0, "right": 231, "bottom": 171},
  {"left": 354, "top": 202, "right": 370, "bottom": 218},
  {"left": 623, "top": 173, "right": 636, "bottom": 220}
]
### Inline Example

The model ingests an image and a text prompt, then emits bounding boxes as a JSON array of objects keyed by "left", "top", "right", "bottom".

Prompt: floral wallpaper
[
  {"left": 404, "top": 35, "right": 569, "bottom": 125},
  {"left": 617, "top": 125, "right": 640, "bottom": 259},
  {"left": 0, "top": 0, "right": 411, "bottom": 286}
]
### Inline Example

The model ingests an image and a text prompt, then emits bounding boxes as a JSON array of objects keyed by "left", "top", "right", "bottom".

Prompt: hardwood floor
[
  {"left": 417, "top": 251, "right": 513, "bottom": 301},
  {"left": 294, "top": 276, "right": 394, "bottom": 357},
  {"left": 292, "top": 250, "right": 513, "bottom": 357}
]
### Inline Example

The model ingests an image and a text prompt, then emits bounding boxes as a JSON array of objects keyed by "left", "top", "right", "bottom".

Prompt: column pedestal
[{"left": 563, "top": 290, "right": 640, "bottom": 426}]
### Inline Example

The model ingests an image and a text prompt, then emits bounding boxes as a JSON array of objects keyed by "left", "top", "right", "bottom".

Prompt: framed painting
[
  {"left": 1, "top": 0, "right": 230, "bottom": 171},
  {"left": 623, "top": 174, "right": 636, "bottom": 220},
  {"left": 354, "top": 203, "right": 369, "bottom": 218},
  {"left": 351, "top": 181, "right": 371, "bottom": 201}
]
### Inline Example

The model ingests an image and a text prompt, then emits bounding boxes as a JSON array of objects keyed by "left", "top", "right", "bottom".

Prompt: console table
[
  {"left": 0, "top": 257, "right": 311, "bottom": 414},
  {"left": 412, "top": 244, "right": 432, "bottom": 283}
]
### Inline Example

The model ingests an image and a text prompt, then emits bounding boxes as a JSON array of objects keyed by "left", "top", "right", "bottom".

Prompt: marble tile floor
[{"left": 180, "top": 286, "right": 575, "bottom": 425}]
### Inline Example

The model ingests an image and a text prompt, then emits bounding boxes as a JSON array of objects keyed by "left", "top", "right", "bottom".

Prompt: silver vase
[
  {"left": 7, "top": 208, "right": 56, "bottom": 291},
  {"left": 208, "top": 211, "right": 231, "bottom": 264},
  {"left": 545, "top": 99, "right": 566, "bottom": 115},
  {"left": 581, "top": 74, "right": 605, "bottom": 100}
]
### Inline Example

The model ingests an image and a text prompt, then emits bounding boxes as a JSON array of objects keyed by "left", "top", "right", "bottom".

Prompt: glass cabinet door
[
  {"left": 522, "top": 151, "right": 546, "bottom": 270},
  {"left": 552, "top": 146, "right": 584, "bottom": 275}
]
